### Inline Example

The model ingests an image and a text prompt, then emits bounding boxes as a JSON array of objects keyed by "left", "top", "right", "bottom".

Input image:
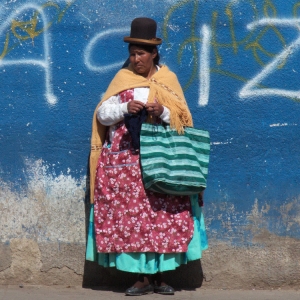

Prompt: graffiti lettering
[
  {"left": 82, "top": 1, "right": 300, "bottom": 106},
  {"left": 239, "top": 18, "right": 300, "bottom": 100},
  {"left": 83, "top": 28, "right": 129, "bottom": 73},
  {"left": 0, "top": 1, "right": 72, "bottom": 105},
  {"left": 163, "top": 0, "right": 201, "bottom": 91},
  {"left": 199, "top": 24, "right": 211, "bottom": 107}
]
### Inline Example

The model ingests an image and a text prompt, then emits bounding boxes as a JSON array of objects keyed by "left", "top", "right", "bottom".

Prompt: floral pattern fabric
[{"left": 94, "top": 89, "right": 194, "bottom": 253}]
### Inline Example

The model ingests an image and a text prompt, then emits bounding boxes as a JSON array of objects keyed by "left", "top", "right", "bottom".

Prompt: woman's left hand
[
  {"left": 198, "top": 191, "right": 204, "bottom": 207},
  {"left": 145, "top": 102, "right": 164, "bottom": 117}
]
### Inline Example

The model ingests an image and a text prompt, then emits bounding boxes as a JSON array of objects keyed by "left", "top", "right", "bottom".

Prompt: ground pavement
[{"left": 0, "top": 285, "right": 300, "bottom": 300}]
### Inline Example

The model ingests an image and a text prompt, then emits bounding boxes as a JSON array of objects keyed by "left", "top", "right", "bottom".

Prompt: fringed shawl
[{"left": 89, "top": 64, "right": 193, "bottom": 203}]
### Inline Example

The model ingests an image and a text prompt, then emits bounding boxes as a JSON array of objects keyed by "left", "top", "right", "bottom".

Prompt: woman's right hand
[{"left": 127, "top": 100, "right": 145, "bottom": 114}]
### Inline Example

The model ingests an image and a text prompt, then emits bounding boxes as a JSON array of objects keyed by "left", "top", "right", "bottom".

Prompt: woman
[{"left": 86, "top": 17, "right": 208, "bottom": 296}]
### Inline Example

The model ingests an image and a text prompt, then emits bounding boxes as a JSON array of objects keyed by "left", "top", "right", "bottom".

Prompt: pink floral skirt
[{"left": 93, "top": 122, "right": 194, "bottom": 253}]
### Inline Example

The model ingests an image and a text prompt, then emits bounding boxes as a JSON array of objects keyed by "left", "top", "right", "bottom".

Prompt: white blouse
[{"left": 97, "top": 87, "right": 170, "bottom": 142}]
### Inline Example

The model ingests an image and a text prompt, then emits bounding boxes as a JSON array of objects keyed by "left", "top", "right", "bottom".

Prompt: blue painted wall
[{"left": 1, "top": 0, "right": 300, "bottom": 249}]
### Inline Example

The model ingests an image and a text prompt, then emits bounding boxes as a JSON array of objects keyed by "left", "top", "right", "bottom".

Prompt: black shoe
[
  {"left": 125, "top": 284, "right": 154, "bottom": 296},
  {"left": 154, "top": 284, "right": 175, "bottom": 295}
]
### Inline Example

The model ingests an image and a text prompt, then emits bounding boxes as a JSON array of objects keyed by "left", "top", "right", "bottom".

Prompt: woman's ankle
[
  {"left": 132, "top": 274, "right": 151, "bottom": 287},
  {"left": 151, "top": 272, "right": 163, "bottom": 286}
]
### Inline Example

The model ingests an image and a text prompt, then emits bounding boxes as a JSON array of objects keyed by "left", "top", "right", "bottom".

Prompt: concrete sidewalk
[{"left": 0, "top": 286, "right": 300, "bottom": 300}]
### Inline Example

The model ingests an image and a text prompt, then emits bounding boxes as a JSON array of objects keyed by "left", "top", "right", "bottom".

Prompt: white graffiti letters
[
  {"left": 0, "top": 3, "right": 57, "bottom": 105},
  {"left": 239, "top": 18, "right": 300, "bottom": 100},
  {"left": 83, "top": 28, "right": 129, "bottom": 73},
  {"left": 198, "top": 24, "right": 211, "bottom": 107},
  {"left": 84, "top": 18, "right": 300, "bottom": 106}
]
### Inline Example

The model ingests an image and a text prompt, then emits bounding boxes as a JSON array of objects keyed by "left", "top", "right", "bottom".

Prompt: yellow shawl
[{"left": 89, "top": 64, "right": 193, "bottom": 203}]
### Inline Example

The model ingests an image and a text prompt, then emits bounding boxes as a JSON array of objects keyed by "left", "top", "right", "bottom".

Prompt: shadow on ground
[{"left": 82, "top": 257, "right": 204, "bottom": 291}]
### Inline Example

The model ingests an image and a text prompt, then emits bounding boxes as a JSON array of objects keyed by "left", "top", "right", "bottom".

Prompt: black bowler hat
[{"left": 124, "top": 17, "right": 162, "bottom": 45}]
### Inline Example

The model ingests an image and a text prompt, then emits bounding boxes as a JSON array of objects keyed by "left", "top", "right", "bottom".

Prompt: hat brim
[{"left": 124, "top": 37, "right": 162, "bottom": 45}]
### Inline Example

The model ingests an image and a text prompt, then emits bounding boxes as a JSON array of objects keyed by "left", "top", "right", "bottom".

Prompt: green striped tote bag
[{"left": 140, "top": 123, "right": 210, "bottom": 195}]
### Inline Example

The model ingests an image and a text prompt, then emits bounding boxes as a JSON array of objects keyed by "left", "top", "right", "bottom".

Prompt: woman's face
[{"left": 129, "top": 45, "right": 157, "bottom": 78}]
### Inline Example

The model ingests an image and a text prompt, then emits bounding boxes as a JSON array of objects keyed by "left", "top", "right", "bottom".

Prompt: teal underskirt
[{"left": 86, "top": 195, "right": 208, "bottom": 274}]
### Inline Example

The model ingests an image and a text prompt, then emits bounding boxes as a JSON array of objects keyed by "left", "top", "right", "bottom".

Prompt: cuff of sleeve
[
  {"left": 160, "top": 106, "right": 170, "bottom": 123},
  {"left": 120, "top": 102, "right": 128, "bottom": 114}
]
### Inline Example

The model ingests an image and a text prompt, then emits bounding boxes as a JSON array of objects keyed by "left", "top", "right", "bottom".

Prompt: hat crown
[
  {"left": 124, "top": 17, "right": 162, "bottom": 45},
  {"left": 130, "top": 17, "right": 157, "bottom": 40}
]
